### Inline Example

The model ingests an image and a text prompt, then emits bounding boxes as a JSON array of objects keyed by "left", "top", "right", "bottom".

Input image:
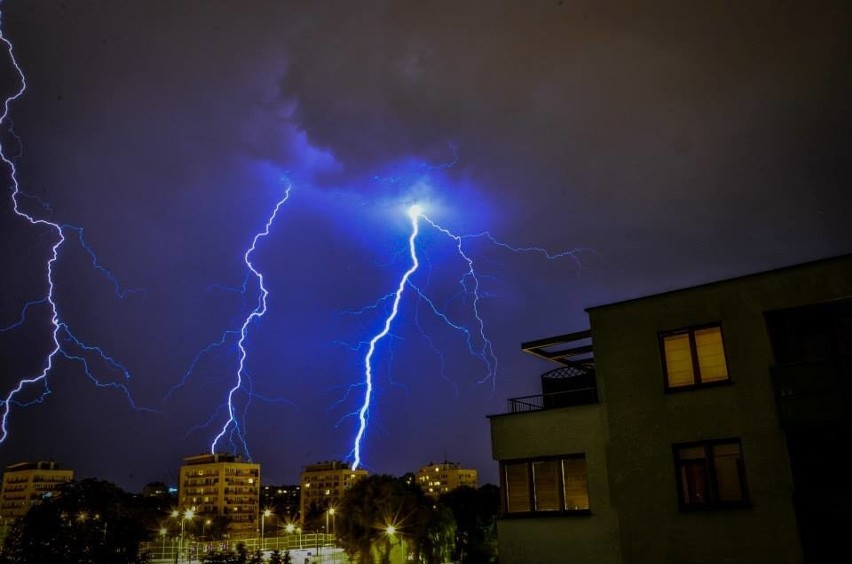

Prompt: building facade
[
  {"left": 490, "top": 254, "right": 852, "bottom": 563},
  {"left": 178, "top": 453, "right": 260, "bottom": 537},
  {"left": 416, "top": 461, "right": 478, "bottom": 499},
  {"left": 299, "top": 461, "right": 367, "bottom": 528},
  {"left": 0, "top": 461, "right": 74, "bottom": 518}
]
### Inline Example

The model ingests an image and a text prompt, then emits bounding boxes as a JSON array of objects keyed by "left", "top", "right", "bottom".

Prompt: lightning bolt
[
  {"left": 348, "top": 189, "right": 587, "bottom": 469},
  {"left": 210, "top": 184, "right": 292, "bottom": 456},
  {"left": 0, "top": 16, "right": 151, "bottom": 445},
  {"left": 351, "top": 204, "right": 422, "bottom": 470}
]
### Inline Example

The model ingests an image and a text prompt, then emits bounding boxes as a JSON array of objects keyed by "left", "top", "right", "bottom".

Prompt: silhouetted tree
[
  {"left": 0, "top": 479, "right": 153, "bottom": 564},
  {"left": 440, "top": 484, "right": 499, "bottom": 563},
  {"left": 337, "top": 474, "right": 455, "bottom": 563}
]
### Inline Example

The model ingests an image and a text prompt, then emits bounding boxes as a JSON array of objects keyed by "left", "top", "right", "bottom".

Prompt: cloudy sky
[{"left": 1, "top": 0, "right": 850, "bottom": 491}]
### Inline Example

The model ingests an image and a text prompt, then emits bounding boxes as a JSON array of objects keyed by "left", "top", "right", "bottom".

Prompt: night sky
[{"left": 1, "top": 1, "right": 850, "bottom": 492}]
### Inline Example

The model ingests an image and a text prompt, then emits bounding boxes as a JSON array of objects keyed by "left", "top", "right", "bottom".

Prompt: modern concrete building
[
  {"left": 299, "top": 461, "right": 367, "bottom": 527},
  {"left": 416, "top": 461, "right": 478, "bottom": 499},
  {"left": 178, "top": 453, "right": 260, "bottom": 537},
  {"left": 0, "top": 461, "right": 74, "bottom": 518},
  {"left": 490, "top": 254, "right": 852, "bottom": 563}
]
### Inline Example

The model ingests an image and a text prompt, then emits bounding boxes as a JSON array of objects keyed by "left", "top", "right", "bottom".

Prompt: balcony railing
[{"left": 507, "top": 386, "right": 598, "bottom": 413}]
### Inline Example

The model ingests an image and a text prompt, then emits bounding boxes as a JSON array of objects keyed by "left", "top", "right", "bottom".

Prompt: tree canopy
[{"left": 0, "top": 478, "right": 155, "bottom": 564}]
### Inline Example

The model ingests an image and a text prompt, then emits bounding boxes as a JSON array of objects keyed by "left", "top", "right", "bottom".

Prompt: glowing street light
[
  {"left": 159, "top": 527, "right": 168, "bottom": 559},
  {"left": 171, "top": 508, "right": 195, "bottom": 564},
  {"left": 326, "top": 507, "right": 336, "bottom": 537},
  {"left": 385, "top": 523, "right": 406, "bottom": 564},
  {"left": 260, "top": 509, "right": 272, "bottom": 550}
]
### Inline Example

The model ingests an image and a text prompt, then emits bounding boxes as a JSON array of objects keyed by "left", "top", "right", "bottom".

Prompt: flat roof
[{"left": 586, "top": 252, "right": 852, "bottom": 312}]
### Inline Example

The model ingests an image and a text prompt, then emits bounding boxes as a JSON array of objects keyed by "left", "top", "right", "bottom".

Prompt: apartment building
[
  {"left": 490, "top": 254, "right": 852, "bottom": 563},
  {"left": 416, "top": 460, "right": 478, "bottom": 499},
  {"left": 0, "top": 461, "right": 74, "bottom": 518},
  {"left": 299, "top": 461, "right": 367, "bottom": 527},
  {"left": 178, "top": 453, "right": 260, "bottom": 537}
]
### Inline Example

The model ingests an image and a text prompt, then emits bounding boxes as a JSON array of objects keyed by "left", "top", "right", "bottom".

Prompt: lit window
[
  {"left": 502, "top": 454, "right": 589, "bottom": 515},
  {"left": 662, "top": 325, "right": 729, "bottom": 390},
  {"left": 674, "top": 439, "right": 749, "bottom": 509}
]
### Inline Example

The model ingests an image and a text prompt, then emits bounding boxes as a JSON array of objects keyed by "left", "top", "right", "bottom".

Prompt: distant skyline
[{"left": 1, "top": 1, "right": 850, "bottom": 491}]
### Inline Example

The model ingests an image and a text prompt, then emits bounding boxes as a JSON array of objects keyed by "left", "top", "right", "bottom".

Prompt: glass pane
[
  {"left": 562, "top": 457, "right": 590, "bottom": 510},
  {"left": 695, "top": 327, "right": 729, "bottom": 383},
  {"left": 678, "top": 446, "right": 706, "bottom": 460},
  {"left": 532, "top": 461, "right": 560, "bottom": 511},
  {"left": 504, "top": 462, "right": 530, "bottom": 513},
  {"left": 713, "top": 443, "right": 745, "bottom": 502},
  {"left": 664, "top": 333, "right": 694, "bottom": 387},
  {"left": 680, "top": 460, "right": 709, "bottom": 504}
]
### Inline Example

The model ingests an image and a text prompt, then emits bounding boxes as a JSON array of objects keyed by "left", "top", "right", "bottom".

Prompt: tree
[
  {"left": 337, "top": 474, "right": 455, "bottom": 564},
  {"left": 440, "top": 485, "right": 499, "bottom": 563},
  {"left": 0, "top": 479, "right": 153, "bottom": 564}
]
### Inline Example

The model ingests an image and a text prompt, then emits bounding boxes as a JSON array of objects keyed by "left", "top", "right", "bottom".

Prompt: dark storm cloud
[
  {"left": 278, "top": 1, "right": 851, "bottom": 276},
  {"left": 0, "top": 1, "right": 850, "bottom": 490}
]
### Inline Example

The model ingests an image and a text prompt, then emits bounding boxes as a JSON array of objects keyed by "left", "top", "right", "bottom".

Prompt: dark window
[
  {"left": 673, "top": 439, "right": 749, "bottom": 509},
  {"left": 661, "top": 325, "right": 729, "bottom": 390},
  {"left": 765, "top": 300, "right": 852, "bottom": 364},
  {"left": 502, "top": 454, "right": 589, "bottom": 515}
]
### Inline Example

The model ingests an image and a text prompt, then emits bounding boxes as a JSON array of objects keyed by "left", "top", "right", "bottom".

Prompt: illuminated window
[
  {"left": 502, "top": 454, "right": 589, "bottom": 515},
  {"left": 674, "top": 439, "right": 749, "bottom": 509},
  {"left": 662, "top": 325, "right": 729, "bottom": 390}
]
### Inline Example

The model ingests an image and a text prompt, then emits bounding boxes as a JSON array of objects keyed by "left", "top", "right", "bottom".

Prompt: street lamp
[
  {"left": 172, "top": 508, "right": 195, "bottom": 564},
  {"left": 385, "top": 524, "right": 405, "bottom": 564},
  {"left": 326, "top": 507, "right": 336, "bottom": 537},
  {"left": 261, "top": 509, "right": 272, "bottom": 551},
  {"left": 160, "top": 527, "right": 168, "bottom": 560}
]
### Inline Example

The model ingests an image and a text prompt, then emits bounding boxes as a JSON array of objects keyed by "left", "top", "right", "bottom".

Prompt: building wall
[
  {"left": 0, "top": 462, "right": 73, "bottom": 518},
  {"left": 299, "top": 461, "right": 367, "bottom": 527},
  {"left": 587, "top": 256, "right": 852, "bottom": 563},
  {"left": 490, "top": 403, "right": 620, "bottom": 564},
  {"left": 178, "top": 454, "right": 260, "bottom": 537},
  {"left": 416, "top": 462, "right": 478, "bottom": 499}
]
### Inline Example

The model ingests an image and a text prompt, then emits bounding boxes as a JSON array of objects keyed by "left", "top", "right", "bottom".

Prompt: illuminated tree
[{"left": 337, "top": 474, "right": 455, "bottom": 564}]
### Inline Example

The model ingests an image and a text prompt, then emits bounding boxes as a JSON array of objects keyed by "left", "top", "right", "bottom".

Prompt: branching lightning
[
  {"left": 0, "top": 17, "right": 151, "bottom": 445},
  {"left": 351, "top": 204, "right": 422, "bottom": 470},
  {"left": 348, "top": 192, "right": 586, "bottom": 469},
  {"left": 209, "top": 185, "right": 292, "bottom": 456}
]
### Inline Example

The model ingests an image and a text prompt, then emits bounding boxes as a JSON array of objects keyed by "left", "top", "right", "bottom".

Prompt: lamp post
[
  {"left": 261, "top": 509, "right": 272, "bottom": 551},
  {"left": 172, "top": 508, "right": 195, "bottom": 564},
  {"left": 160, "top": 527, "right": 168, "bottom": 560},
  {"left": 385, "top": 524, "right": 405, "bottom": 564}
]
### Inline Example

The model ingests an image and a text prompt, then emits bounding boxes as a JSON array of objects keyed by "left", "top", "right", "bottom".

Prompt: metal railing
[
  {"left": 507, "top": 386, "right": 598, "bottom": 413},
  {"left": 142, "top": 533, "right": 337, "bottom": 561}
]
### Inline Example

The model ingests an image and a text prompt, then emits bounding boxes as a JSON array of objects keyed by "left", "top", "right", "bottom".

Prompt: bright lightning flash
[
  {"left": 351, "top": 204, "right": 422, "bottom": 470},
  {"left": 0, "top": 16, "right": 150, "bottom": 445},
  {"left": 349, "top": 193, "right": 586, "bottom": 470},
  {"left": 210, "top": 185, "right": 292, "bottom": 455}
]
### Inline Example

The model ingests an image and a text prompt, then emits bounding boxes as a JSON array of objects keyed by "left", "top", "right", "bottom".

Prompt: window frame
[
  {"left": 672, "top": 438, "right": 750, "bottom": 510},
  {"left": 500, "top": 453, "right": 591, "bottom": 518},
  {"left": 660, "top": 323, "right": 731, "bottom": 392}
]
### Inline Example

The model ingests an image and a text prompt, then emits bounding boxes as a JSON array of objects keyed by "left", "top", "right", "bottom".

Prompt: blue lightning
[
  {"left": 210, "top": 185, "right": 292, "bottom": 455},
  {"left": 351, "top": 204, "right": 422, "bottom": 470},
  {"left": 0, "top": 16, "right": 150, "bottom": 444},
  {"left": 348, "top": 191, "right": 587, "bottom": 469}
]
